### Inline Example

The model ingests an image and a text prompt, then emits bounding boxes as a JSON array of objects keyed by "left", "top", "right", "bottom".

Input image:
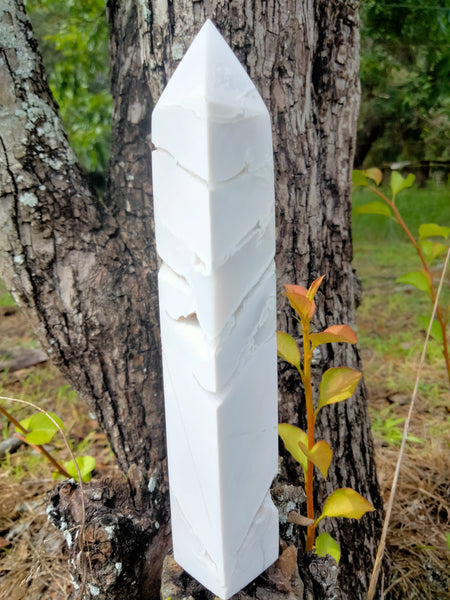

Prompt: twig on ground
[
  {"left": 0, "top": 435, "right": 23, "bottom": 459},
  {"left": 0, "top": 395, "right": 89, "bottom": 599}
]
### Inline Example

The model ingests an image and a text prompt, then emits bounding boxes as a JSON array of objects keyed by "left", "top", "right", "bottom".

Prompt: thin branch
[
  {"left": 13, "top": 433, "right": 71, "bottom": 478},
  {"left": 0, "top": 394, "right": 91, "bottom": 599},
  {"left": 0, "top": 402, "right": 71, "bottom": 477}
]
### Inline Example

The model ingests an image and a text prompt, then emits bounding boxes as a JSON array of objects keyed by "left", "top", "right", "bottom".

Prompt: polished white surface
[{"left": 152, "top": 19, "right": 278, "bottom": 599}]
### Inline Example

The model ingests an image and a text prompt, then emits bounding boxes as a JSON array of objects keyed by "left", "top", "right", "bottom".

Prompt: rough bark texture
[
  {"left": 47, "top": 467, "right": 168, "bottom": 600},
  {"left": 0, "top": 1, "right": 169, "bottom": 595},
  {"left": 0, "top": 1, "right": 384, "bottom": 599}
]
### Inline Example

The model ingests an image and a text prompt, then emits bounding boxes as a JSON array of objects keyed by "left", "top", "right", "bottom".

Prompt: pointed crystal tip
[{"left": 153, "top": 18, "right": 267, "bottom": 119}]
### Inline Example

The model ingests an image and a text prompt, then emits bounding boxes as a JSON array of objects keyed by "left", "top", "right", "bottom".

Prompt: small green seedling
[
  {"left": 55, "top": 455, "right": 97, "bottom": 483},
  {"left": 278, "top": 276, "right": 375, "bottom": 560},
  {"left": 17, "top": 411, "right": 64, "bottom": 446},
  {"left": 353, "top": 168, "right": 450, "bottom": 384},
  {"left": 370, "top": 407, "right": 424, "bottom": 446},
  {"left": 0, "top": 402, "right": 95, "bottom": 483}
]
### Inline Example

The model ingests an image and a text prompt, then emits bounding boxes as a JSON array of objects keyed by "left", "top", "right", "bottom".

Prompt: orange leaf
[
  {"left": 277, "top": 331, "right": 301, "bottom": 368},
  {"left": 317, "top": 367, "right": 362, "bottom": 414},
  {"left": 316, "top": 488, "right": 375, "bottom": 524},
  {"left": 310, "top": 324, "right": 357, "bottom": 349},
  {"left": 284, "top": 285, "right": 315, "bottom": 321},
  {"left": 298, "top": 439, "right": 332, "bottom": 479},
  {"left": 278, "top": 423, "right": 309, "bottom": 482},
  {"left": 363, "top": 167, "right": 383, "bottom": 186},
  {"left": 306, "top": 275, "right": 325, "bottom": 302}
]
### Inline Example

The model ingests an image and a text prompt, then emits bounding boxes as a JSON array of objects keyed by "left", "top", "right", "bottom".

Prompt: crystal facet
[{"left": 152, "top": 19, "right": 279, "bottom": 599}]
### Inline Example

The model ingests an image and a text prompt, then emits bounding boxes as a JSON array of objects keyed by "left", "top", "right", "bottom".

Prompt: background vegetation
[
  {"left": 24, "top": 0, "right": 450, "bottom": 183},
  {"left": 357, "top": 0, "right": 450, "bottom": 172},
  {"left": 1, "top": 1, "right": 449, "bottom": 598},
  {"left": 25, "top": 0, "right": 112, "bottom": 176}
]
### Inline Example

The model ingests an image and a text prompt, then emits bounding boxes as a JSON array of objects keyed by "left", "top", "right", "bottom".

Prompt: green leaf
[
  {"left": 29, "top": 412, "right": 64, "bottom": 432},
  {"left": 310, "top": 324, "right": 358, "bottom": 349},
  {"left": 26, "top": 430, "right": 55, "bottom": 445},
  {"left": 316, "top": 488, "right": 375, "bottom": 524},
  {"left": 390, "top": 172, "right": 415, "bottom": 196},
  {"left": 420, "top": 240, "right": 447, "bottom": 263},
  {"left": 418, "top": 316, "right": 444, "bottom": 344},
  {"left": 419, "top": 223, "right": 450, "bottom": 241},
  {"left": 16, "top": 416, "right": 32, "bottom": 433},
  {"left": 353, "top": 201, "right": 392, "bottom": 218},
  {"left": 445, "top": 531, "right": 450, "bottom": 552},
  {"left": 62, "top": 456, "right": 96, "bottom": 483},
  {"left": 352, "top": 170, "right": 368, "bottom": 187},
  {"left": 278, "top": 424, "right": 308, "bottom": 482},
  {"left": 363, "top": 167, "right": 383, "bottom": 186},
  {"left": 277, "top": 331, "right": 301, "bottom": 368},
  {"left": 396, "top": 271, "right": 431, "bottom": 295},
  {"left": 17, "top": 412, "right": 64, "bottom": 445},
  {"left": 297, "top": 440, "right": 333, "bottom": 479},
  {"left": 315, "top": 532, "right": 341, "bottom": 564},
  {"left": 317, "top": 367, "right": 362, "bottom": 414}
]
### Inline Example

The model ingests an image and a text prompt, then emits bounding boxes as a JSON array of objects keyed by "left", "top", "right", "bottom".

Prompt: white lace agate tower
[{"left": 151, "top": 20, "right": 279, "bottom": 599}]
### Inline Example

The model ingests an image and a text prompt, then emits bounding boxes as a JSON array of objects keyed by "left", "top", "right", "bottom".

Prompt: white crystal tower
[{"left": 152, "top": 20, "right": 279, "bottom": 599}]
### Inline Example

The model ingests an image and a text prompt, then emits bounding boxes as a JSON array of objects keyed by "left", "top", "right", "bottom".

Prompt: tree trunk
[
  {"left": 0, "top": 1, "right": 384, "bottom": 599},
  {"left": 0, "top": 2, "right": 170, "bottom": 596}
]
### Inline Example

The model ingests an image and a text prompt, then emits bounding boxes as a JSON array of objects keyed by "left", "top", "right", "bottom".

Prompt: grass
[
  {"left": 0, "top": 179, "right": 448, "bottom": 599},
  {"left": 352, "top": 181, "right": 450, "bottom": 395},
  {"left": 352, "top": 180, "right": 450, "bottom": 599},
  {"left": 352, "top": 181, "right": 450, "bottom": 243}
]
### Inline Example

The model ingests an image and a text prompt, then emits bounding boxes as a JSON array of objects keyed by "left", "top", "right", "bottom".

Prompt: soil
[{"left": 0, "top": 308, "right": 449, "bottom": 600}]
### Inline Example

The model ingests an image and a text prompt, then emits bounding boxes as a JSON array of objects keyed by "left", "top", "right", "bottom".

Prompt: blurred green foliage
[
  {"left": 24, "top": 0, "right": 449, "bottom": 177},
  {"left": 25, "top": 0, "right": 112, "bottom": 175},
  {"left": 357, "top": 1, "right": 450, "bottom": 168},
  {"left": 352, "top": 182, "right": 450, "bottom": 243}
]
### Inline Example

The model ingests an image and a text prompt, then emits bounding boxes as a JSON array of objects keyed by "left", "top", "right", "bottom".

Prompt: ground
[
  {"left": 0, "top": 182, "right": 449, "bottom": 599},
  {"left": 0, "top": 301, "right": 117, "bottom": 600}
]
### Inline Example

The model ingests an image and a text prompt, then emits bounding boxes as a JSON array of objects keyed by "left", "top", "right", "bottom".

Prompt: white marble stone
[
  {"left": 158, "top": 264, "right": 276, "bottom": 392},
  {"left": 152, "top": 19, "right": 279, "bottom": 600}
]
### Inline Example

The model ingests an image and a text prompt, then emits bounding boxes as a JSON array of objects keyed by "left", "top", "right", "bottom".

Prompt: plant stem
[
  {"left": 0, "top": 403, "right": 71, "bottom": 478},
  {"left": 370, "top": 186, "right": 450, "bottom": 384},
  {"left": 302, "top": 319, "right": 316, "bottom": 551},
  {"left": 0, "top": 404, "right": 28, "bottom": 433},
  {"left": 14, "top": 433, "right": 71, "bottom": 478}
]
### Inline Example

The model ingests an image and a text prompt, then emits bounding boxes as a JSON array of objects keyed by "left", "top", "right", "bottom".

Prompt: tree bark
[
  {"left": 0, "top": 1, "right": 169, "bottom": 595},
  {"left": 0, "top": 1, "right": 384, "bottom": 599}
]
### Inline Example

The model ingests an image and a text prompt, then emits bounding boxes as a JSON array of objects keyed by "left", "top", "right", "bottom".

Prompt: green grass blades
[
  {"left": 370, "top": 407, "right": 424, "bottom": 446},
  {"left": 352, "top": 170, "right": 450, "bottom": 383}
]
